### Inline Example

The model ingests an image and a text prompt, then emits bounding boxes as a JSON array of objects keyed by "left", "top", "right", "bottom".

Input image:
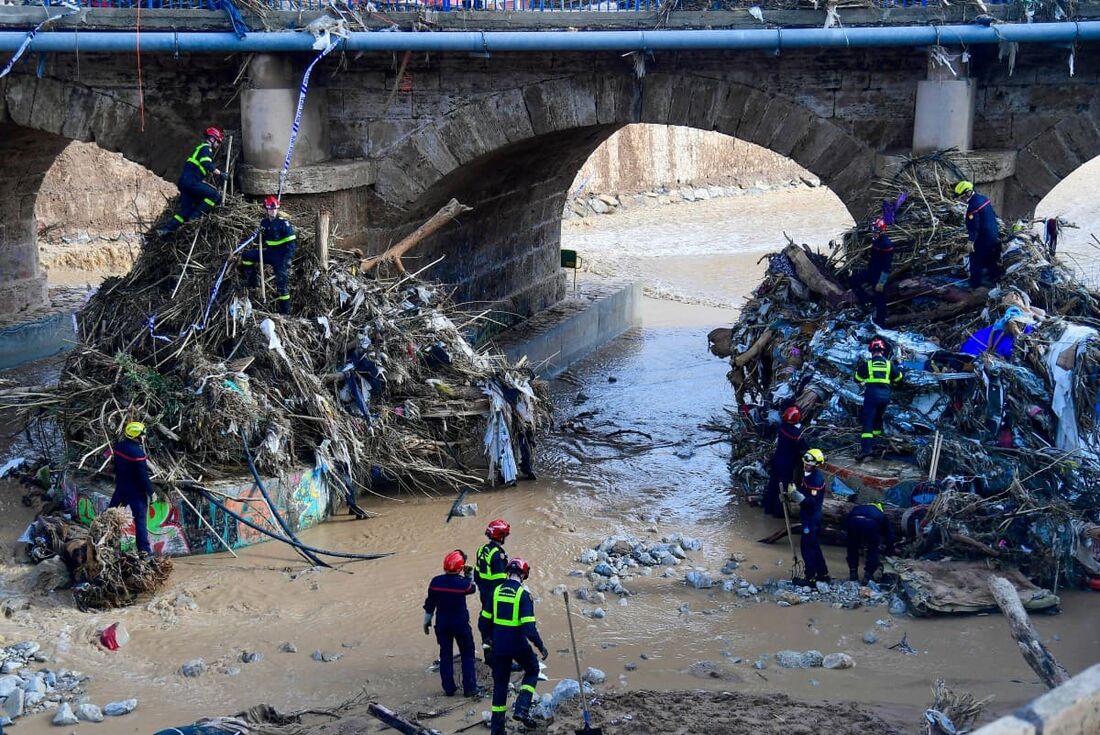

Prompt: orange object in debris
[{"left": 100, "top": 622, "right": 130, "bottom": 650}]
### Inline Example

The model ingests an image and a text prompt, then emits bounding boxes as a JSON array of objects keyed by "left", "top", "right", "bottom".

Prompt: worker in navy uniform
[
  {"left": 423, "top": 549, "right": 479, "bottom": 697},
  {"left": 474, "top": 519, "right": 510, "bottom": 660},
  {"left": 849, "top": 216, "right": 895, "bottom": 327},
  {"left": 241, "top": 195, "right": 298, "bottom": 314},
  {"left": 854, "top": 336, "right": 903, "bottom": 459},
  {"left": 108, "top": 421, "right": 155, "bottom": 556},
  {"left": 489, "top": 558, "right": 548, "bottom": 734},
  {"left": 956, "top": 180, "right": 1002, "bottom": 288},
  {"left": 764, "top": 405, "right": 808, "bottom": 518},
  {"left": 789, "top": 448, "right": 829, "bottom": 585},
  {"left": 845, "top": 502, "right": 895, "bottom": 585},
  {"left": 158, "top": 126, "right": 226, "bottom": 235}
]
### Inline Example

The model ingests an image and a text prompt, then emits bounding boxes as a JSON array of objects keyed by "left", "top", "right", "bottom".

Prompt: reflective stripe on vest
[
  {"left": 186, "top": 143, "right": 213, "bottom": 176},
  {"left": 265, "top": 233, "right": 296, "bottom": 247},
  {"left": 862, "top": 359, "right": 893, "bottom": 385},
  {"left": 477, "top": 544, "right": 506, "bottom": 581},
  {"left": 492, "top": 584, "right": 535, "bottom": 627}
]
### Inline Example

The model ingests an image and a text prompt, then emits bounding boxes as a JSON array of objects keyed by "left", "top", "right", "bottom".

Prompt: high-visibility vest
[
  {"left": 186, "top": 143, "right": 214, "bottom": 177},
  {"left": 492, "top": 582, "right": 536, "bottom": 627},
  {"left": 861, "top": 359, "right": 894, "bottom": 385},
  {"left": 476, "top": 544, "right": 506, "bottom": 581}
]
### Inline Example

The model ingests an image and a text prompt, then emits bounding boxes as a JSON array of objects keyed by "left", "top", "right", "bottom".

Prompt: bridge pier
[{"left": 241, "top": 54, "right": 330, "bottom": 174}]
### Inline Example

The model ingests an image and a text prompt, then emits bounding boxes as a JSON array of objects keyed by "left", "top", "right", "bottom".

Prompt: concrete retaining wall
[
  {"left": 495, "top": 280, "right": 642, "bottom": 378},
  {"left": 972, "top": 663, "right": 1100, "bottom": 735}
]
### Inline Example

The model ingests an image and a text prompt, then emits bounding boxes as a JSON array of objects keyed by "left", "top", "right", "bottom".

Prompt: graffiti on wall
[{"left": 63, "top": 465, "right": 331, "bottom": 557}]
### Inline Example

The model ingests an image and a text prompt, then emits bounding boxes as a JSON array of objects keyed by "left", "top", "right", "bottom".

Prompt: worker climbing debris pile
[
  {"left": 13, "top": 196, "right": 548, "bottom": 496},
  {"left": 710, "top": 151, "right": 1100, "bottom": 591}
]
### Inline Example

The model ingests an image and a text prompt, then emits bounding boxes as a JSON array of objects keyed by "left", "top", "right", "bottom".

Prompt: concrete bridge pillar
[
  {"left": 913, "top": 50, "right": 976, "bottom": 153},
  {"left": 241, "top": 55, "right": 331, "bottom": 173}
]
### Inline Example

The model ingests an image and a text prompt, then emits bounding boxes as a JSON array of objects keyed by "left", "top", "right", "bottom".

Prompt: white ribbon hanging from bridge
[
  {"left": 0, "top": 3, "right": 80, "bottom": 80},
  {"left": 277, "top": 41, "right": 339, "bottom": 201}
]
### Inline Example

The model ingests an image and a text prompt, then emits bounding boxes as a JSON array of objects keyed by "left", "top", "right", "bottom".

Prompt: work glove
[
  {"left": 422, "top": 613, "right": 432, "bottom": 636},
  {"left": 463, "top": 565, "right": 474, "bottom": 579},
  {"left": 538, "top": 645, "right": 549, "bottom": 661}
]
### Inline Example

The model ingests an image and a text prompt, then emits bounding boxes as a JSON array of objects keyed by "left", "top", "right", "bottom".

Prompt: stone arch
[{"left": 374, "top": 73, "right": 876, "bottom": 318}]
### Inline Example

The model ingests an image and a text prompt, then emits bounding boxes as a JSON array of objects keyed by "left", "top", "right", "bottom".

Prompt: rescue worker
[
  {"left": 489, "top": 558, "right": 548, "bottom": 734},
  {"left": 158, "top": 127, "right": 226, "bottom": 236},
  {"left": 849, "top": 216, "right": 894, "bottom": 327},
  {"left": 423, "top": 550, "right": 480, "bottom": 697},
  {"left": 474, "top": 519, "right": 510, "bottom": 660},
  {"left": 955, "top": 180, "right": 1001, "bottom": 288},
  {"left": 108, "top": 422, "right": 155, "bottom": 557},
  {"left": 241, "top": 196, "right": 297, "bottom": 314},
  {"left": 854, "top": 336, "right": 903, "bottom": 460},
  {"left": 763, "top": 406, "right": 808, "bottom": 518},
  {"left": 845, "top": 502, "right": 895, "bottom": 585},
  {"left": 789, "top": 448, "right": 829, "bottom": 585}
]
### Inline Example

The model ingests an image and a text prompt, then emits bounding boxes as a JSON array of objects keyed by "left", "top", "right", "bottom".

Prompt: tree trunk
[
  {"left": 988, "top": 575, "right": 1070, "bottom": 689},
  {"left": 360, "top": 199, "right": 472, "bottom": 274}
]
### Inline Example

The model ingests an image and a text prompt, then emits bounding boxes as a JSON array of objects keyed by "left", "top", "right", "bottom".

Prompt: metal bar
[{"left": 2, "top": 22, "right": 1100, "bottom": 53}]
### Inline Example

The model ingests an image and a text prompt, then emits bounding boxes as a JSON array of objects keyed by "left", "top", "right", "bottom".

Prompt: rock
[
  {"left": 679, "top": 537, "right": 703, "bottom": 551},
  {"left": 862, "top": 631, "right": 878, "bottom": 645},
  {"left": 311, "top": 650, "right": 342, "bottom": 663},
  {"left": 452, "top": 503, "right": 477, "bottom": 517},
  {"left": 687, "top": 660, "right": 741, "bottom": 682},
  {"left": 3, "top": 687, "right": 24, "bottom": 719},
  {"left": 0, "top": 662, "right": 20, "bottom": 675},
  {"left": 0, "top": 598, "right": 30, "bottom": 619},
  {"left": 624, "top": 662, "right": 637, "bottom": 671},
  {"left": 721, "top": 579, "right": 736, "bottom": 593},
  {"left": 22, "top": 676, "right": 45, "bottom": 694},
  {"left": 53, "top": 702, "right": 79, "bottom": 726},
  {"left": 810, "top": 678, "right": 820, "bottom": 687},
  {"left": 660, "top": 568, "right": 677, "bottom": 578},
  {"left": 590, "top": 608, "right": 606, "bottom": 619},
  {"left": 77, "top": 703, "right": 104, "bottom": 722},
  {"left": 173, "top": 593, "right": 199, "bottom": 610},
  {"left": 753, "top": 657, "right": 768, "bottom": 670},
  {"left": 720, "top": 561, "right": 739, "bottom": 574},
  {"left": 588, "top": 198, "right": 611, "bottom": 215},
  {"left": 823, "top": 653, "right": 856, "bottom": 670},
  {"left": 11, "top": 641, "right": 39, "bottom": 657},
  {"left": 224, "top": 665, "right": 242, "bottom": 677},
  {"left": 889, "top": 596, "right": 908, "bottom": 616},
  {"left": 180, "top": 659, "right": 206, "bottom": 678},
  {"left": 0, "top": 676, "right": 21, "bottom": 698},
  {"left": 582, "top": 667, "right": 606, "bottom": 685},
  {"left": 578, "top": 549, "right": 598, "bottom": 565},
  {"left": 279, "top": 642, "right": 298, "bottom": 653},
  {"left": 597, "top": 194, "right": 619, "bottom": 207},
  {"left": 669, "top": 545, "right": 687, "bottom": 560},
  {"left": 548, "top": 679, "right": 592, "bottom": 710},
  {"left": 25, "top": 691, "right": 43, "bottom": 708},
  {"left": 552, "top": 584, "right": 568, "bottom": 596},
  {"left": 30, "top": 557, "right": 70, "bottom": 593},
  {"left": 775, "top": 650, "right": 824, "bottom": 668},
  {"left": 685, "top": 571, "right": 713, "bottom": 589},
  {"left": 816, "top": 581, "right": 831, "bottom": 593},
  {"left": 633, "top": 551, "right": 658, "bottom": 566},
  {"left": 341, "top": 641, "right": 363, "bottom": 649},
  {"left": 240, "top": 651, "right": 264, "bottom": 664},
  {"left": 592, "top": 562, "right": 615, "bottom": 577},
  {"left": 104, "top": 699, "right": 138, "bottom": 716}
]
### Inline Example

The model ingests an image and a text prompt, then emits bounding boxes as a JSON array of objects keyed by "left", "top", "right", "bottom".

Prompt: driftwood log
[
  {"left": 783, "top": 244, "right": 848, "bottom": 304},
  {"left": 708, "top": 327, "right": 734, "bottom": 358},
  {"left": 734, "top": 329, "right": 776, "bottom": 368},
  {"left": 886, "top": 287, "right": 989, "bottom": 328},
  {"left": 366, "top": 702, "right": 440, "bottom": 735},
  {"left": 360, "top": 198, "right": 472, "bottom": 274},
  {"left": 988, "top": 575, "right": 1070, "bottom": 689}
]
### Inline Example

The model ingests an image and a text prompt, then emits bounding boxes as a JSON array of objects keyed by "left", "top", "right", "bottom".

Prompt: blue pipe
[{"left": 0, "top": 22, "right": 1098, "bottom": 53}]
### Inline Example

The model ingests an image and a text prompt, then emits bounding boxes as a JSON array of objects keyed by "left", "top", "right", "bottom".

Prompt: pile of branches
[
  {"left": 13, "top": 195, "right": 547, "bottom": 496},
  {"left": 711, "top": 151, "right": 1100, "bottom": 584}
]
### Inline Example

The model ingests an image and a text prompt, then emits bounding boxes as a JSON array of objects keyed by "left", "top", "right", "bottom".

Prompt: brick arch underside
[
  {"left": 1006, "top": 104, "right": 1100, "bottom": 219},
  {"left": 377, "top": 73, "right": 878, "bottom": 319}
]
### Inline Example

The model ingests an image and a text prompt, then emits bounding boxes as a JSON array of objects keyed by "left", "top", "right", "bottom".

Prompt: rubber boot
[
  {"left": 849, "top": 569, "right": 859, "bottom": 582},
  {"left": 489, "top": 709, "right": 507, "bottom": 735},
  {"left": 277, "top": 297, "right": 291, "bottom": 315}
]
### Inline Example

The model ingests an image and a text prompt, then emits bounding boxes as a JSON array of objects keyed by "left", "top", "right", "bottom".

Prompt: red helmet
[
  {"left": 782, "top": 406, "right": 801, "bottom": 424},
  {"left": 869, "top": 337, "right": 888, "bottom": 355},
  {"left": 485, "top": 519, "right": 510, "bottom": 543},
  {"left": 204, "top": 126, "right": 224, "bottom": 143},
  {"left": 506, "top": 558, "right": 530, "bottom": 580},
  {"left": 263, "top": 195, "right": 280, "bottom": 209},
  {"left": 873, "top": 217, "right": 887, "bottom": 233},
  {"left": 443, "top": 549, "right": 466, "bottom": 574}
]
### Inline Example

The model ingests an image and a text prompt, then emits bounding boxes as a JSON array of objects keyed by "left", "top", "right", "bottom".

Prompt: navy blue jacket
[
  {"left": 848, "top": 504, "right": 895, "bottom": 548},
  {"left": 773, "top": 421, "right": 809, "bottom": 466},
  {"left": 424, "top": 572, "right": 476, "bottom": 628},
  {"left": 180, "top": 141, "right": 216, "bottom": 186},
  {"left": 474, "top": 541, "right": 508, "bottom": 611},
  {"left": 491, "top": 579, "right": 545, "bottom": 655},
  {"left": 111, "top": 438, "right": 154, "bottom": 499},
  {"left": 965, "top": 194, "right": 1000, "bottom": 253},
  {"left": 260, "top": 216, "right": 297, "bottom": 253},
  {"left": 799, "top": 469, "right": 826, "bottom": 531},
  {"left": 867, "top": 233, "right": 895, "bottom": 283}
]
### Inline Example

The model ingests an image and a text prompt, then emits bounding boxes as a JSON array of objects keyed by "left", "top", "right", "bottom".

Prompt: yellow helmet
[
  {"left": 954, "top": 180, "right": 974, "bottom": 196},
  {"left": 803, "top": 448, "right": 825, "bottom": 465},
  {"left": 124, "top": 421, "right": 146, "bottom": 439}
]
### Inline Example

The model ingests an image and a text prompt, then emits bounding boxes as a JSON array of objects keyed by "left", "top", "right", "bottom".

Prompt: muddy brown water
[{"left": 1, "top": 190, "right": 1099, "bottom": 734}]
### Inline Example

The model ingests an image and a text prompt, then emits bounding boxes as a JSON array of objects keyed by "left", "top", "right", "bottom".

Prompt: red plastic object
[
  {"left": 1088, "top": 576, "right": 1100, "bottom": 592},
  {"left": 100, "top": 622, "right": 129, "bottom": 650}
]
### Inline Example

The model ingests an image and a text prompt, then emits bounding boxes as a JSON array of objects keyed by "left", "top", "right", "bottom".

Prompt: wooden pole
[
  {"left": 988, "top": 575, "right": 1070, "bottom": 689},
  {"left": 221, "top": 135, "right": 233, "bottom": 200},
  {"left": 360, "top": 198, "right": 471, "bottom": 274},
  {"left": 366, "top": 703, "right": 438, "bottom": 735},
  {"left": 316, "top": 210, "right": 331, "bottom": 269}
]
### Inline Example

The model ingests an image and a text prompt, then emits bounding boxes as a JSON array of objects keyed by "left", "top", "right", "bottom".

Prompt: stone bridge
[{"left": 2, "top": 5, "right": 1100, "bottom": 318}]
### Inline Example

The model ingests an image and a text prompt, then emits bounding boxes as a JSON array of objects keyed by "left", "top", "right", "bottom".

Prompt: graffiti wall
[{"left": 62, "top": 466, "right": 332, "bottom": 557}]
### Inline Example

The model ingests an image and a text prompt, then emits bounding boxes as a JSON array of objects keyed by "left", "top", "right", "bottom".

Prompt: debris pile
[
  {"left": 14, "top": 197, "right": 547, "bottom": 495},
  {"left": 711, "top": 151, "right": 1100, "bottom": 589}
]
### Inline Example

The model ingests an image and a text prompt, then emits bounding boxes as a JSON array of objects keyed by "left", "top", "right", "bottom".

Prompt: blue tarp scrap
[{"left": 219, "top": 0, "right": 251, "bottom": 39}]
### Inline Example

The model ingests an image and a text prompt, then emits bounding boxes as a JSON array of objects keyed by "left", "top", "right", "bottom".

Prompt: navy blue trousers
[
  {"left": 108, "top": 489, "right": 151, "bottom": 554},
  {"left": 490, "top": 645, "right": 538, "bottom": 735},
  {"left": 846, "top": 516, "right": 881, "bottom": 580},
  {"left": 435, "top": 621, "right": 477, "bottom": 696},
  {"left": 860, "top": 385, "right": 891, "bottom": 455}
]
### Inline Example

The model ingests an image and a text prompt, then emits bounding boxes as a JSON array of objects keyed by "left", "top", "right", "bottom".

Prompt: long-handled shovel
[
  {"left": 781, "top": 484, "right": 805, "bottom": 580},
  {"left": 562, "top": 591, "right": 603, "bottom": 735}
]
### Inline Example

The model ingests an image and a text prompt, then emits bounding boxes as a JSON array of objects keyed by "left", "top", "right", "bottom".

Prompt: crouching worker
[
  {"left": 423, "top": 550, "right": 479, "bottom": 697},
  {"left": 845, "top": 502, "right": 894, "bottom": 585},
  {"left": 490, "top": 558, "right": 548, "bottom": 734},
  {"left": 788, "top": 448, "right": 829, "bottom": 585},
  {"left": 241, "top": 196, "right": 297, "bottom": 314},
  {"left": 158, "top": 126, "right": 226, "bottom": 236}
]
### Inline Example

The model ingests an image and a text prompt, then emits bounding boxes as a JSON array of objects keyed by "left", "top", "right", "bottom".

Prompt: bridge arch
[{"left": 376, "top": 73, "right": 877, "bottom": 318}]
